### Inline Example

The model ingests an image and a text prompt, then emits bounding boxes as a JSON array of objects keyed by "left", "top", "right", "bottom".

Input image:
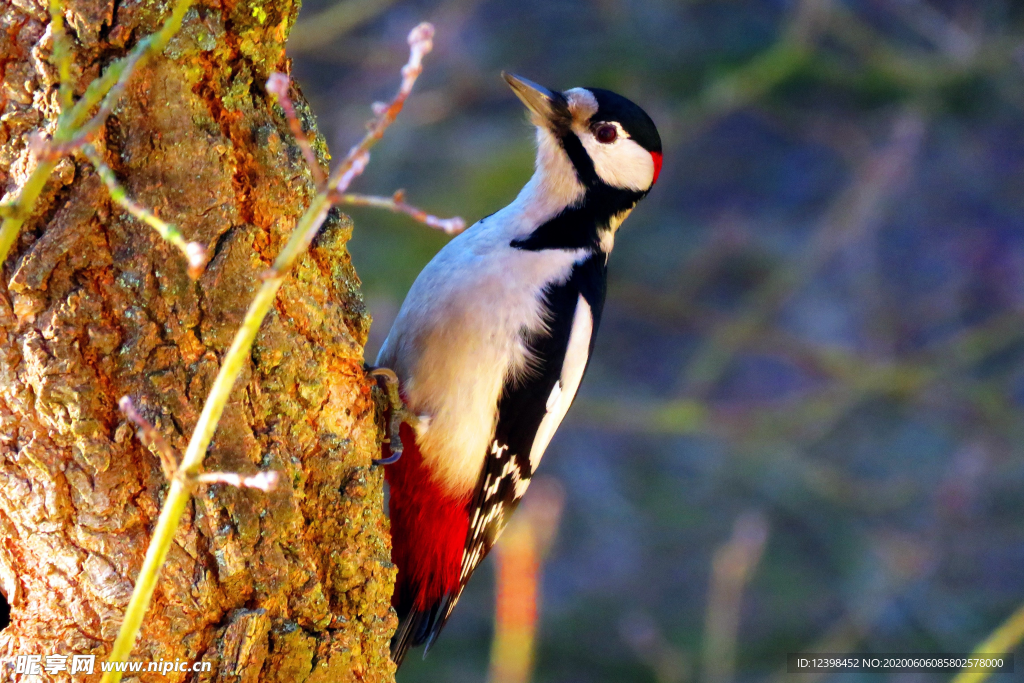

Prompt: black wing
[{"left": 421, "top": 253, "right": 607, "bottom": 647}]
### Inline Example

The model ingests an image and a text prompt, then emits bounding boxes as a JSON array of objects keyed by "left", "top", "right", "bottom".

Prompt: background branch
[{"left": 288, "top": 0, "right": 400, "bottom": 52}]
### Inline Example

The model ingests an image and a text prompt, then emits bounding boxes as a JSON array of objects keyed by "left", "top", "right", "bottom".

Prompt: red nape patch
[
  {"left": 385, "top": 423, "right": 471, "bottom": 610},
  {"left": 650, "top": 152, "right": 663, "bottom": 184}
]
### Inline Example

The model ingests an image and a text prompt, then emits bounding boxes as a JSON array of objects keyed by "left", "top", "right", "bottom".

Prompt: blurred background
[{"left": 289, "top": 1, "right": 1024, "bottom": 681}]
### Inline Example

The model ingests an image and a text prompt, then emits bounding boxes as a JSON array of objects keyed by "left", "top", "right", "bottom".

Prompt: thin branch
[
  {"left": 195, "top": 471, "right": 279, "bottom": 492},
  {"left": 59, "top": 0, "right": 195, "bottom": 145},
  {"left": 118, "top": 397, "right": 179, "bottom": 481},
  {"left": 328, "top": 23, "right": 434, "bottom": 194},
  {"left": 47, "top": 0, "right": 74, "bottom": 110},
  {"left": 264, "top": 22, "right": 436, "bottom": 280},
  {"left": 53, "top": 44, "right": 152, "bottom": 153},
  {"left": 678, "top": 0, "right": 825, "bottom": 138},
  {"left": 331, "top": 151, "right": 370, "bottom": 200},
  {"left": 99, "top": 23, "right": 436, "bottom": 682},
  {"left": 677, "top": 111, "right": 925, "bottom": 397},
  {"left": 84, "top": 145, "right": 206, "bottom": 278},
  {"left": 121, "top": 394, "right": 277, "bottom": 489},
  {"left": 950, "top": 603, "right": 1024, "bottom": 683},
  {"left": 0, "top": 0, "right": 195, "bottom": 267},
  {"left": 264, "top": 25, "right": 463, "bottom": 243},
  {"left": 702, "top": 512, "right": 769, "bottom": 683},
  {"left": 266, "top": 72, "right": 326, "bottom": 189},
  {"left": 334, "top": 190, "right": 466, "bottom": 234},
  {"left": 0, "top": 157, "right": 59, "bottom": 266}
]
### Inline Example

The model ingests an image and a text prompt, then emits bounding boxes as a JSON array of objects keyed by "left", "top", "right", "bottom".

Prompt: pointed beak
[{"left": 502, "top": 72, "right": 570, "bottom": 131}]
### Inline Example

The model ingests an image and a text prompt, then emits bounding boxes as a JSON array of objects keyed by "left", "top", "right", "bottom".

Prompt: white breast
[{"left": 377, "top": 213, "right": 589, "bottom": 496}]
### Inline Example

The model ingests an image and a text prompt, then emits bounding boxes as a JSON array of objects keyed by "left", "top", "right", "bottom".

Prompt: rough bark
[{"left": 0, "top": 1, "right": 396, "bottom": 681}]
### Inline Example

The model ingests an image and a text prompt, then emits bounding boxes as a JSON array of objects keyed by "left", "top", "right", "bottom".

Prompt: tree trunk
[{"left": 0, "top": 1, "right": 395, "bottom": 681}]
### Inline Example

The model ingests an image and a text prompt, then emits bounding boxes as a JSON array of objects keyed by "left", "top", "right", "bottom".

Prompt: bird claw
[
  {"left": 368, "top": 366, "right": 415, "bottom": 466},
  {"left": 373, "top": 449, "right": 404, "bottom": 466}
]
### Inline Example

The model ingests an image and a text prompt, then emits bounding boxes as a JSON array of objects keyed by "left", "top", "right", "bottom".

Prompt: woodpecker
[{"left": 374, "top": 72, "right": 662, "bottom": 667}]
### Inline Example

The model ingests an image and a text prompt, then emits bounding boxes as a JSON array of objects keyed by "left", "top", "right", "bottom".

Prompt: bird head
[{"left": 502, "top": 72, "right": 662, "bottom": 194}]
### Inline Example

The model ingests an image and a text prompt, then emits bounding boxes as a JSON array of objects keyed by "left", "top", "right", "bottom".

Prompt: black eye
[{"left": 595, "top": 124, "right": 618, "bottom": 144}]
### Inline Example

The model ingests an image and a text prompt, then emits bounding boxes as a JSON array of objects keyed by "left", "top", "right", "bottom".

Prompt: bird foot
[{"left": 368, "top": 366, "right": 417, "bottom": 465}]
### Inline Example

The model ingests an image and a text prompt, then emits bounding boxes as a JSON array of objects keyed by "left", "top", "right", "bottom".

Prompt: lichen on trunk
[{"left": 0, "top": 1, "right": 395, "bottom": 681}]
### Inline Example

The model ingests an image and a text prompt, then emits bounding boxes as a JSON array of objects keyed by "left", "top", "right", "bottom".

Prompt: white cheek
[{"left": 579, "top": 130, "right": 655, "bottom": 191}]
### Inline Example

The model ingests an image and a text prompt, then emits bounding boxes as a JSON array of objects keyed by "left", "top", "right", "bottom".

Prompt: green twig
[
  {"left": 949, "top": 603, "right": 1024, "bottom": 683},
  {"left": 0, "top": 0, "right": 195, "bottom": 268},
  {"left": 0, "top": 157, "right": 58, "bottom": 265},
  {"left": 100, "top": 266, "right": 298, "bottom": 682},
  {"left": 83, "top": 144, "right": 206, "bottom": 278},
  {"left": 58, "top": 0, "right": 193, "bottom": 138},
  {"left": 99, "top": 197, "right": 329, "bottom": 683},
  {"left": 47, "top": 0, "right": 74, "bottom": 110},
  {"left": 99, "top": 23, "right": 437, "bottom": 682},
  {"left": 56, "top": 43, "right": 152, "bottom": 152}
]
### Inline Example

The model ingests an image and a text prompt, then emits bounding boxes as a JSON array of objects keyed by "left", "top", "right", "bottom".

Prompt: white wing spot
[
  {"left": 462, "top": 440, "right": 538, "bottom": 582},
  {"left": 515, "top": 476, "right": 531, "bottom": 497},
  {"left": 545, "top": 381, "right": 562, "bottom": 412},
  {"left": 528, "top": 295, "right": 593, "bottom": 470}
]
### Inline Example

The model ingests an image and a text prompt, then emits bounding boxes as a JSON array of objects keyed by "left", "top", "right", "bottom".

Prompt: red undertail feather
[{"left": 385, "top": 422, "right": 471, "bottom": 666}]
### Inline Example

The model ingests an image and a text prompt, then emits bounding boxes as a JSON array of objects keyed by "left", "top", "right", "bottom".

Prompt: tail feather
[
  {"left": 390, "top": 596, "right": 454, "bottom": 668},
  {"left": 390, "top": 606, "right": 430, "bottom": 669}
]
